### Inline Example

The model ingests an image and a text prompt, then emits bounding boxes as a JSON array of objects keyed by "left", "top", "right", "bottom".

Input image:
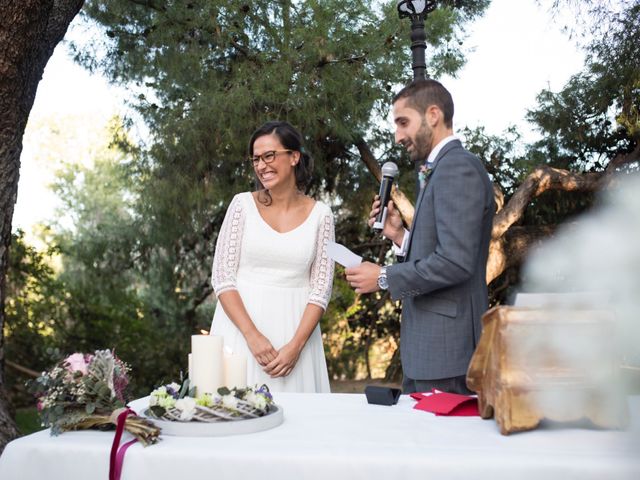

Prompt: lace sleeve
[
  {"left": 211, "top": 194, "right": 246, "bottom": 296},
  {"left": 308, "top": 205, "right": 335, "bottom": 310}
]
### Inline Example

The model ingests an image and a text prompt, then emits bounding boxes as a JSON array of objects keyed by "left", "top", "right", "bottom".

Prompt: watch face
[{"left": 378, "top": 275, "right": 388, "bottom": 290}]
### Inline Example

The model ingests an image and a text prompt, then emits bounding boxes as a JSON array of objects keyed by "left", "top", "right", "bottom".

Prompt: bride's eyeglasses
[{"left": 249, "top": 150, "right": 293, "bottom": 166}]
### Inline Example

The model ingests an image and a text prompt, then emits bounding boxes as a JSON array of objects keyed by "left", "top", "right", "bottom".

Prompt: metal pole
[{"left": 409, "top": 15, "right": 427, "bottom": 80}]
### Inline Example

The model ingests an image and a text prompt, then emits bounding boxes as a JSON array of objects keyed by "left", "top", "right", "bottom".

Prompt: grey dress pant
[{"left": 402, "top": 374, "right": 474, "bottom": 395}]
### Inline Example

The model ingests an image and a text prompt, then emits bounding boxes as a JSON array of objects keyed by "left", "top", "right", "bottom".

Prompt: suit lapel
[
  {"left": 404, "top": 185, "right": 425, "bottom": 260},
  {"left": 404, "top": 140, "right": 462, "bottom": 259}
]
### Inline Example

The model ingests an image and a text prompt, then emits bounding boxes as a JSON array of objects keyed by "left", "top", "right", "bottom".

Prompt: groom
[{"left": 346, "top": 79, "right": 495, "bottom": 395}]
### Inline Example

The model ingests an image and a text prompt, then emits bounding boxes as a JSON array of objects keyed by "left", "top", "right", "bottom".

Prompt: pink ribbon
[{"left": 109, "top": 408, "right": 138, "bottom": 480}]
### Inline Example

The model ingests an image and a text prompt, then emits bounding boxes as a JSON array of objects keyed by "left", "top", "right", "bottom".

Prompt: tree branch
[
  {"left": 493, "top": 183, "right": 505, "bottom": 214},
  {"left": 605, "top": 141, "right": 640, "bottom": 172},
  {"left": 5, "top": 360, "right": 39, "bottom": 378},
  {"left": 317, "top": 54, "right": 367, "bottom": 67},
  {"left": 487, "top": 225, "right": 556, "bottom": 284},
  {"left": 492, "top": 165, "right": 602, "bottom": 239}
]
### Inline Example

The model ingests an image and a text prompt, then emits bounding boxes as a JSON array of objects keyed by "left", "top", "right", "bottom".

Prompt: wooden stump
[{"left": 467, "top": 306, "right": 629, "bottom": 435}]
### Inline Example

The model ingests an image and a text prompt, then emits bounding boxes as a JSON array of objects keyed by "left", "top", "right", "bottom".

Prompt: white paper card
[{"left": 327, "top": 241, "right": 362, "bottom": 268}]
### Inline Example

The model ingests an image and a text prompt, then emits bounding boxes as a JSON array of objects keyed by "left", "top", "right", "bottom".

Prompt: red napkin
[{"left": 411, "top": 389, "right": 479, "bottom": 416}]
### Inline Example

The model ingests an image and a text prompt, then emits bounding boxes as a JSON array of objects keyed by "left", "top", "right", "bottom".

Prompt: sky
[
  {"left": 443, "top": 0, "right": 585, "bottom": 138},
  {"left": 13, "top": 0, "right": 586, "bottom": 233}
]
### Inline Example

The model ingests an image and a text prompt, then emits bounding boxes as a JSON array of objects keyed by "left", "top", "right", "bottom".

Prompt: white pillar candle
[
  {"left": 191, "top": 334, "right": 223, "bottom": 396},
  {"left": 223, "top": 351, "right": 247, "bottom": 389}
]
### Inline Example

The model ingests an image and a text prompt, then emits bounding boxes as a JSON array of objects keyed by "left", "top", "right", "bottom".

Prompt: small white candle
[
  {"left": 223, "top": 349, "right": 247, "bottom": 389},
  {"left": 191, "top": 334, "right": 223, "bottom": 396}
]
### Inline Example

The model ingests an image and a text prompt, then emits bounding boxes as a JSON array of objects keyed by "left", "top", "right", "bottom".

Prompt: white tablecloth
[{"left": 1, "top": 393, "right": 638, "bottom": 480}]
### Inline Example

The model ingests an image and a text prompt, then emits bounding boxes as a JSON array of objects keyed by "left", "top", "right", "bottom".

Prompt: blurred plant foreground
[{"left": 4, "top": 0, "right": 639, "bottom": 414}]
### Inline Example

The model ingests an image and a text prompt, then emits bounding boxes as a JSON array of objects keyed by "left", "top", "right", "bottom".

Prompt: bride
[{"left": 210, "top": 121, "right": 334, "bottom": 392}]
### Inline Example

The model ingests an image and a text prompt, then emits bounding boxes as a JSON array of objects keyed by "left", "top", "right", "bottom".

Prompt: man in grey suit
[{"left": 346, "top": 79, "right": 495, "bottom": 394}]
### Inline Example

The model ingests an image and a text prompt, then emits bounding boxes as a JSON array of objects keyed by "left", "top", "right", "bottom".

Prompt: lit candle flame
[{"left": 200, "top": 329, "right": 209, "bottom": 335}]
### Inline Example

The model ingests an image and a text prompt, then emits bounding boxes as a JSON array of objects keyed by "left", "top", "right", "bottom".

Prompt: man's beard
[{"left": 408, "top": 120, "right": 433, "bottom": 162}]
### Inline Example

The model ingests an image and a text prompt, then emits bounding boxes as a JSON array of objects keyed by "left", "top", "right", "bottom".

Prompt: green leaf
[
  {"left": 98, "top": 385, "right": 111, "bottom": 399},
  {"left": 149, "top": 405, "right": 166, "bottom": 418},
  {"left": 179, "top": 379, "right": 191, "bottom": 399}
]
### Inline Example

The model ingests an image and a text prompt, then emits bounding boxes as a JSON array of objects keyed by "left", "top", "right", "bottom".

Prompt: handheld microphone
[{"left": 373, "top": 161, "right": 399, "bottom": 232}]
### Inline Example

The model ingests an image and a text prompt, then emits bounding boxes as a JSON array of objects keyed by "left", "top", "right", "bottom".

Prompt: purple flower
[
  {"left": 166, "top": 385, "right": 179, "bottom": 399},
  {"left": 257, "top": 385, "right": 272, "bottom": 400}
]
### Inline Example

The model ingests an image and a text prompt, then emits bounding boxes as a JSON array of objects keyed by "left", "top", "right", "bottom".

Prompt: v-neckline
[{"left": 248, "top": 192, "right": 318, "bottom": 235}]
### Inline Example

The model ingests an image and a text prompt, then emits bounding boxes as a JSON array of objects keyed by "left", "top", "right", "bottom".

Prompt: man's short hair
[{"left": 393, "top": 79, "right": 454, "bottom": 128}]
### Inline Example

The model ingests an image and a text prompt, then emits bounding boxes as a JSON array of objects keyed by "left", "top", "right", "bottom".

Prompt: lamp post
[{"left": 397, "top": 0, "right": 438, "bottom": 80}]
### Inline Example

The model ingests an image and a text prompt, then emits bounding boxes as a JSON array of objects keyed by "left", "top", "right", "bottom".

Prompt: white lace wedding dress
[{"left": 210, "top": 192, "right": 334, "bottom": 392}]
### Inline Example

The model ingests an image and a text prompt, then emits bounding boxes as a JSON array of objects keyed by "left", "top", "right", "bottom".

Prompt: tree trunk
[{"left": 0, "top": 0, "right": 85, "bottom": 454}]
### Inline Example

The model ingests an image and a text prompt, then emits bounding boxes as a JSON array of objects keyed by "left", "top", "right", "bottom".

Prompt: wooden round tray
[{"left": 128, "top": 397, "right": 284, "bottom": 437}]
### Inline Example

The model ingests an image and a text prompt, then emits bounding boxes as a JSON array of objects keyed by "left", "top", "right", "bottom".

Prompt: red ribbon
[{"left": 109, "top": 408, "right": 138, "bottom": 480}]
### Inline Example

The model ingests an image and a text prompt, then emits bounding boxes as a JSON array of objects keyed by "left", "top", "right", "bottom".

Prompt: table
[{"left": 1, "top": 393, "right": 638, "bottom": 479}]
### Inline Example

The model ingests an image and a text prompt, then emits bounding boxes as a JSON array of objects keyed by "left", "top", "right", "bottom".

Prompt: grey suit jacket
[{"left": 387, "top": 139, "right": 495, "bottom": 380}]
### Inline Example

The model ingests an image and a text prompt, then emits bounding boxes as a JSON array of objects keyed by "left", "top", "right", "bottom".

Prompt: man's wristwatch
[{"left": 377, "top": 266, "right": 389, "bottom": 290}]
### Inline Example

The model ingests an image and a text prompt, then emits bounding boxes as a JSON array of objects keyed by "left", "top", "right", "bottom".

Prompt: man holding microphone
[{"left": 346, "top": 79, "right": 495, "bottom": 395}]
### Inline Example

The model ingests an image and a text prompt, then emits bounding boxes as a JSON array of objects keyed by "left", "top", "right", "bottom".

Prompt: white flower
[
  {"left": 175, "top": 397, "right": 197, "bottom": 421},
  {"left": 244, "top": 390, "right": 268, "bottom": 409},
  {"left": 222, "top": 394, "right": 238, "bottom": 410},
  {"left": 251, "top": 393, "right": 267, "bottom": 410},
  {"left": 168, "top": 382, "right": 181, "bottom": 392}
]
